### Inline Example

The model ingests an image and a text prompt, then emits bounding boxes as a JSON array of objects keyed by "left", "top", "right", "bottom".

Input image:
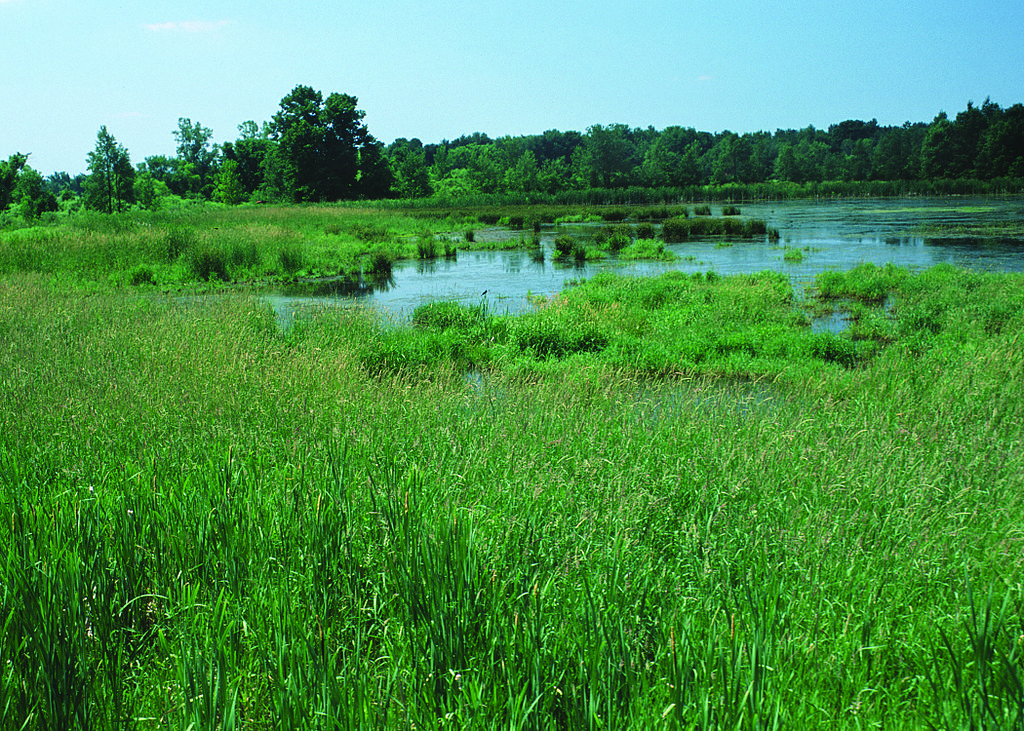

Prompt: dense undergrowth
[{"left": 2, "top": 250, "right": 1024, "bottom": 728}]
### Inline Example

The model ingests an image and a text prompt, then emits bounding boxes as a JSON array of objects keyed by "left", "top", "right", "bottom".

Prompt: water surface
[{"left": 266, "top": 196, "right": 1024, "bottom": 324}]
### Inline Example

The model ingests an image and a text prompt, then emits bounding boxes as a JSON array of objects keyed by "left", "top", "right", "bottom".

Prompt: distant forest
[{"left": 3, "top": 88, "right": 1024, "bottom": 221}]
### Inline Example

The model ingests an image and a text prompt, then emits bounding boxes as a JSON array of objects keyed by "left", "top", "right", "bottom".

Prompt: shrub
[
  {"left": 607, "top": 231, "right": 631, "bottom": 252},
  {"left": 693, "top": 204, "right": 712, "bottom": 216},
  {"left": 553, "top": 234, "right": 576, "bottom": 258},
  {"left": 635, "top": 222, "right": 656, "bottom": 239},
  {"left": 464, "top": 229, "right": 475, "bottom": 243},
  {"left": 722, "top": 205, "right": 741, "bottom": 215},
  {"left": 367, "top": 249, "right": 394, "bottom": 279},
  {"left": 661, "top": 216, "right": 692, "bottom": 242}
]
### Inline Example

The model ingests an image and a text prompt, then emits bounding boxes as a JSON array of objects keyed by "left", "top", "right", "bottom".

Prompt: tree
[
  {"left": 85, "top": 126, "right": 135, "bottom": 213},
  {"left": 214, "top": 160, "right": 246, "bottom": 204},
  {"left": 386, "top": 138, "right": 432, "bottom": 198},
  {"left": 357, "top": 137, "right": 394, "bottom": 199},
  {"left": 643, "top": 126, "right": 703, "bottom": 186},
  {"left": 173, "top": 118, "right": 219, "bottom": 198},
  {"left": 710, "top": 132, "right": 754, "bottom": 184},
  {"left": 773, "top": 143, "right": 799, "bottom": 182},
  {"left": 921, "top": 112, "right": 957, "bottom": 179},
  {"left": 271, "top": 85, "right": 380, "bottom": 201},
  {"left": 0, "top": 153, "right": 29, "bottom": 211},
  {"left": 578, "top": 124, "right": 637, "bottom": 188},
  {"left": 15, "top": 166, "right": 59, "bottom": 220},
  {"left": 221, "top": 121, "right": 277, "bottom": 201}
]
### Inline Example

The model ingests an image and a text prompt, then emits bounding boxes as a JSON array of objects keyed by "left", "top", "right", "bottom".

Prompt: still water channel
[{"left": 266, "top": 196, "right": 1024, "bottom": 324}]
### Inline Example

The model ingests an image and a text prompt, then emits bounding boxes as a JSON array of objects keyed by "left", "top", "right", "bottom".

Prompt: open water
[{"left": 265, "top": 196, "right": 1024, "bottom": 325}]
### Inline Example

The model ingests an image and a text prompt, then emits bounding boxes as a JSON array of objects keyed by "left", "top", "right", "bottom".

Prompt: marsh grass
[
  {"left": 2, "top": 252, "right": 1024, "bottom": 728},
  {"left": 661, "top": 215, "right": 776, "bottom": 242},
  {"left": 0, "top": 204, "right": 450, "bottom": 289}
]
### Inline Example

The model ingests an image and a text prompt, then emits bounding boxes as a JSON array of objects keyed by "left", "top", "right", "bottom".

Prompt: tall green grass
[{"left": 2, "top": 264, "right": 1023, "bottom": 728}]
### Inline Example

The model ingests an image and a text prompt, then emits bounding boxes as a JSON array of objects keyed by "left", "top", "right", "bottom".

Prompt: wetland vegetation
[{"left": 2, "top": 198, "right": 1024, "bottom": 729}]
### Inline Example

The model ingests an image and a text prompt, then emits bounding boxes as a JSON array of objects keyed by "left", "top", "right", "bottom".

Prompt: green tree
[
  {"left": 173, "top": 118, "right": 219, "bottom": 198},
  {"left": 979, "top": 103, "right": 1024, "bottom": 178},
  {"left": 386, "top": 138, "right": 432, "bottom": 198},
  {"left": 921, "top": 112, "right": 957, "bottom": 179},
  {"left": 773, "top": 143, "right": 799, "bottom": 182},
  {"left": 0, "top": 153, "right": 29, "bottom": 211},
  {"left": 578, "top": 124, "right": 637, "bottom": 188},
  {"left": 15, "top": 166, "right": 59, "bottom": 220},
  {"left": 214, "top": 159, "right": 246, "bottom": 204},
  {"left": 643, "top": 126, "right": 704, "bottom": 186},
  {"left": 85, "top": 126, "right": 135, "bottom": 213},
  {"left": 504, "top": 150, "right": 540, "bottom": 193},
  {"left": 221, "top": 121, "right": 277, "bottom": 200},
  {"left": 357, "top": 137, "right": 394, "bottom": 199},
  {"left": 133, "top": 172, "right": 171, "bottom": 210},
  {"left": 710, "top": 132, "right": 754, "bottom": 184},
  {"left": 271, "top": 85, "right": 379, "bottom": 202}
]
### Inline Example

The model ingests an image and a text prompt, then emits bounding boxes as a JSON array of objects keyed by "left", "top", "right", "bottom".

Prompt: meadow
[{"left": 2, "top": 203, "right": 1024, "bottom": 729}]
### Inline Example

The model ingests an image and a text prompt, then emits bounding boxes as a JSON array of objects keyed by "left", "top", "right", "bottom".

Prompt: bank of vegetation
[
  {"left": 3, "top": 92, "right": 1024, "bottom": 229},
  {"left": 2, "top": 222, "right": 1023, "bottom": 726},
  {"left": 0, "top": 203, "right": 782, "bottom": 289}
]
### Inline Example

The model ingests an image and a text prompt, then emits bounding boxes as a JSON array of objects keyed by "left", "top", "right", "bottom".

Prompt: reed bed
[{"left": 1, "top": 262, "right": 1023, "bottom": 729}]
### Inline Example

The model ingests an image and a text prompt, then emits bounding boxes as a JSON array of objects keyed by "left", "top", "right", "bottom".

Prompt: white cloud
[{"left": 144, "top": 20, "right": 231, "bottom": 33}]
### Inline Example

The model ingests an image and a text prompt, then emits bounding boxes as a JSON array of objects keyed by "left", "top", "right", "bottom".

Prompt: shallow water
[{"left": 265, "top": 196, "right": 1024, "bottom": 325}]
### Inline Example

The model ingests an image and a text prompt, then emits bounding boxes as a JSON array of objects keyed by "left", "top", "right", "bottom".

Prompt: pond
[{"left": 265, "top": 196, "right": 1024, "bottom": 325}]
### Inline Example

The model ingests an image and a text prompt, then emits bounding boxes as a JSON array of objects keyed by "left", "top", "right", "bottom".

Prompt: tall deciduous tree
[
  {"left": 85, "top": 126, "right": 135, "bottom": 213},
  {"left": 173, "top": 118, "right": 219, "bottom": 199},
  {"left": 0, "top": 153, "right": 29, "bottom": 211},
  {"left": 271, "top": 85, "right": 380, "bottom": 202}
]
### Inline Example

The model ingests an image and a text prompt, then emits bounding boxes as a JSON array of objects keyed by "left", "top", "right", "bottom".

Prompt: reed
[{"left": 2, "top": 258, "right": 1023, "bottom": 729}]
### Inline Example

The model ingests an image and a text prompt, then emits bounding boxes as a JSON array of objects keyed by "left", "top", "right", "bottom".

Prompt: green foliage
[
  {"left": 619, "top": 238, "right": 676, "bottom": 261},
  {"left": 277, "top": 243, "right": 304, "bottom": 275},
  {"left": 270, "top": 85, "right": 388, "bottom": 202},
  {"left": 186, "top": 245, "right": 230, "bottom": 281},
  {"left": 164, "top": 225, "right": 197, "bottom": 262},
  {"left": 3, "top": 271, "right": 1023, "bottom": 728},
  {"left": 85, "top": 126, "right": 135, "bottom": 214},
  {"left": 128, "top": 263, "right": 157, "bottom": 286},
  {"left": 0, "top": 152, "right": 29, "bottom": 211},
  {"left": 816, "top": 262, "right": 908, "bottom": 302},
  {"left": 662, "top": 214, "right": 774, "bottom": 241},
  {"left": 412, "top": 300, "right": 483, "bottom": 330}
]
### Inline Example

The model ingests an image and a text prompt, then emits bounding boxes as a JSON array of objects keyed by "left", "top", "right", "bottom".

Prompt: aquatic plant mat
[{"left": 2, "top": 263, "right": 1023, "bottom": 729}]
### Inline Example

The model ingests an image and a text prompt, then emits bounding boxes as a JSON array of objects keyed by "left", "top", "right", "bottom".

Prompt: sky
[{"left": 3, "top": 0, "right": 1023, "bottom": 176}]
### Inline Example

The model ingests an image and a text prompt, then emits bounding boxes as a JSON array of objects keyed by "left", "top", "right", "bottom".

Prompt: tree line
[{"left": 3, "top": 90, "right": 1024, "bottom": 222}]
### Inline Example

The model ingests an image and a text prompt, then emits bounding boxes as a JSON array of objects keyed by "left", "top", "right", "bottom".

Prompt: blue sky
[{"left": 3, "top": 0, "right": 1022, "bottom": 176}]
